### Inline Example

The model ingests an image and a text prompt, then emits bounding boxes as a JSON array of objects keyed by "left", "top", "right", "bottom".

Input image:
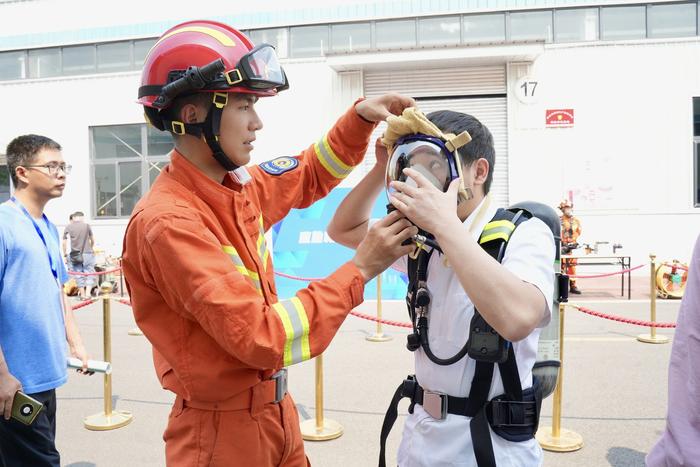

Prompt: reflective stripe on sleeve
[
  {"left": 222, "top": 245, "right": 263, "bottom": 295},
  {"left": 314, "top": 135, "right": 353, "bottom": 179},
  {"left": 256, "top": 216, "right": 270, "bottom": 271},
  {"left": 272, "top": 297, "right": 311, "bottom": 366}
]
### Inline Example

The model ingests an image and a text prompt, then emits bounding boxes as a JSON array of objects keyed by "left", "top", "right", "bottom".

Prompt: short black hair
[
  {"left": 427, "top": 110, "right": 495, "bottom": 194},
  {"left": 74, "top": 211, "right": 84, "bottom": 217},
  {"left": 6, "top": 134, "right": 62, "bottom": 187}
]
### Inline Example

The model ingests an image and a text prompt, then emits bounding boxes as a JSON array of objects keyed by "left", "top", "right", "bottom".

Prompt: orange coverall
[
  {"left": 561, "top": 215, "right": 582, "bottom": 286},
  {"left": 122, "top": 105, "right": 375, "bottom": 466}
]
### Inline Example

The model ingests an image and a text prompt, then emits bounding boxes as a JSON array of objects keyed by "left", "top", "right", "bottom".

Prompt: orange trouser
[
  {"left": 164, "top": 394, "right": 308, "bottom": 467},
  {"left": 563, "top": 258, "right": 578, "bottom": 286}
]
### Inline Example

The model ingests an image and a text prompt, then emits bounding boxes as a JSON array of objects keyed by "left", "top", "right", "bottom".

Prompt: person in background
[
  {"left": 62, "top": 211, "right": 96, "bottom": 300},
  {"left": 0, "top": 134, "right": 90, "bottom": 467},
  {"left": 560, "top": 199, "right": 582, "bottom": 294}
]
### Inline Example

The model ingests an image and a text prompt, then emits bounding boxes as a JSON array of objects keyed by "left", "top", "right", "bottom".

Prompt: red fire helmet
[{"left": 138, "top": 20, "right": 288, "bottom": 110}]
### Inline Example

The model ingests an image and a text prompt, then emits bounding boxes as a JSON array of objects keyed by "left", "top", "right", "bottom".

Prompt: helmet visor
[{"left": 239, "top": 44, "right": 287, "bottom": 90}]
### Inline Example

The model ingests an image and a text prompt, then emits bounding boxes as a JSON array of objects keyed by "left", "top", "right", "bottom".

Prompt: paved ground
[{"left": 56, "top": 275, "right": 680, "bottom": 466}]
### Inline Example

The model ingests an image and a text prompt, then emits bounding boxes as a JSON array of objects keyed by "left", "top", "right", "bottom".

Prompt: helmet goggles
[
  {"left": 150, "top": 43, "right": 288, "bottom": 108},
  {"left": 223, "top": 43, "right": 289, "bottom": 92}
]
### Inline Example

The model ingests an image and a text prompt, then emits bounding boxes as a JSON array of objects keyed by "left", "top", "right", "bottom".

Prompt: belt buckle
[
  {"left": 423, "top": 390, "right": 447, "bottom": 420},
  {"left": 271, "top": 369, "right": 288, "bottom": 404}
]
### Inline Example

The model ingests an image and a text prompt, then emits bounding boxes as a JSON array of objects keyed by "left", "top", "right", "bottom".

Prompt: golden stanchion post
[
  {"left": 300, "top": 354, "right": 343, "bottom": 441},
  {"left": 637, "top": 254, "right": 670, "bottom": 344},
  {"left": 84, "top": 283, "right": 134, "bottom": 430},
  {"left": 536, "top": 302, "right": 584, "bottom": 452},
  {"left": 366, "top": 274, "right": 392, "bottom": 342}
]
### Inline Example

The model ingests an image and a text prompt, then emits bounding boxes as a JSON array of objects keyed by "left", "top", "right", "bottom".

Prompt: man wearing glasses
[{"left": 0, "top": 134, "right": 90, "bottom": 467}]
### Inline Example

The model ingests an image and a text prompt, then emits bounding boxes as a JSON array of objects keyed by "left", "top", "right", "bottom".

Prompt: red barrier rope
[
  {"left": 71, "top": 298, "right": 97, "bottom": 310},
  {"left": 568, "top": 264, "right": 646, "bottom": 279},
  {"left": 116, "top": 299, "right": 132, "bottom": 307},
  {"left": 277, "top": 271, "right": 413, "bottom": 327},
  {"left": 349, "top": 310, "right": 412, "bottom": 328},
  {"left": 273, "top": 271, "right": 321, "bottom": 282},
  {"left": 567, "top": 304, "right": 676, "bottom": 328},
  {"left": 68, "top": 267, "right": 122, "bottom": 277}
]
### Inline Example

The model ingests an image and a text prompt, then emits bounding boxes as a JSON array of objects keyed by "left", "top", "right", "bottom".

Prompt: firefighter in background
[
  {"left": 560, "top": 199, "right": 582, "bottom": 294},
  {"left": 122, "top": 20, "right": 417, "bottom": 466}
]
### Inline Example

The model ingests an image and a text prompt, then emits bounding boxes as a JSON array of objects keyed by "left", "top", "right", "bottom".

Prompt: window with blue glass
[
  {"left": 331, "top": 23, "right": 371, "bottom": 52},
  {"left": 418, "top": 16, "right": 460, "bottom": 46},
  {"left": 648, "top": 2, "right": 697, "bottom": 39},
  {"left": 376, "top": 19, "right": 416, "bottom": 49},
  {"left": 509, "top": 10, "right": 553, "bottom": 42},
  {"left": 290, "top": 25, "right": 328, "bottom": 58},
  {"left": 555, "top": 8, "right": 599, "bottom": 42},
  {"left": 601, "top": 6, "right": 646, "bottom": 40},
  {"left": 463, "top": 13, "right": 505, "bottom": 43},
  {"left": 91, "top": 124, "right": 172, "bottom": 218}
]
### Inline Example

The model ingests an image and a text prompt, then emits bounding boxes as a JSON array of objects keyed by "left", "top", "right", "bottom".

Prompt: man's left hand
[
  {"left": 70, "top": 344, "right": 93, "bottom": 376},
  {"left": 355, "top": 93, "right": 416, "bottom": 123}
]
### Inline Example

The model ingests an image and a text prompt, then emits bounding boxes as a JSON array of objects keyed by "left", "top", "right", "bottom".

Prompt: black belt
[{"left": 378, "top": 376, "right": 538, "bottom": 467}]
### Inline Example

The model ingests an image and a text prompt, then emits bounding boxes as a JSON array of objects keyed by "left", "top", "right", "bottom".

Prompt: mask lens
[{"left": 387, "top": 140, "right": 451, "bottom": 192}]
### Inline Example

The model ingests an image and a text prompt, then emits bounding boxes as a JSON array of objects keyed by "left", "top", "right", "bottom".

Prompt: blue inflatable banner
[{"left": 271, "top": 188, "right": 408, "bottom": 300}]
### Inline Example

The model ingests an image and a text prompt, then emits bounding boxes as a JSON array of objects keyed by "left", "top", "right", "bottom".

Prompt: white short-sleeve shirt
[{"left": 394, "top": 197, "right": 555, "bottom": 467}]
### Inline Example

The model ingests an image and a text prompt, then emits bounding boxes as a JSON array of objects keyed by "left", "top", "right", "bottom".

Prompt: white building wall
[
  {"left": 508, "top": 38, "right": 700, "bottom": 268},
  {"left": 1, "top": 18, "right": 699, "bottom": 269},
  {"left": 0, "top": 60, "right": 343, "bottom": 256}
]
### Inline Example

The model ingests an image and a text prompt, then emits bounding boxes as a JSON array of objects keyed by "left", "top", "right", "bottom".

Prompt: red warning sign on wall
[{"left": 545, "top": 109, "right": 574, "bottom": 127}]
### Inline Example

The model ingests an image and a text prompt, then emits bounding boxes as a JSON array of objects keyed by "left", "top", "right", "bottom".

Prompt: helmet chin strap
[
  {"left": 158, "top": 92, "right": 241, "bottom": 173},
  {"left": 202, "top": 99, "right": 239, "bottom": 172}
]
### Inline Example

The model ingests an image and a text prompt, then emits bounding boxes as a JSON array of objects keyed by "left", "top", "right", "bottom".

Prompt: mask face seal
[{"left": 385, "top": 134, "right": 466, "bottom": 201}]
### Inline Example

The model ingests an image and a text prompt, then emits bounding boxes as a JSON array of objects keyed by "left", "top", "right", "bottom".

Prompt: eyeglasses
[{"left": 23, "top": 162, "right": 72, "bottom": 176}]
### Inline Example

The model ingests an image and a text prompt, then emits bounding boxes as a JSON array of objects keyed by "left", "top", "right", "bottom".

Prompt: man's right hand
[
  {"left": 352, "top": 210, "right": 418, "bottom": 282},
  {"left": 0, "top": 370, "right": 22, "bottom": 420}
]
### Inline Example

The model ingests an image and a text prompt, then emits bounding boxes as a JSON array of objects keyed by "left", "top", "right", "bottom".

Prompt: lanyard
[{"left": 10, "top": 197, "right": 58, "bottom": 280}]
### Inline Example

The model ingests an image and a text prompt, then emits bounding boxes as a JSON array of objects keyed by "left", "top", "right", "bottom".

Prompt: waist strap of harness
[{"left": 378, "top": 373, "right": 538, "bottom": 467}]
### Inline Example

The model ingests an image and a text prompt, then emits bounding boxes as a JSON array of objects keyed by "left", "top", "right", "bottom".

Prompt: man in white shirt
[{"left": 328, "top": 109, "right": 554, "bottom": 467}]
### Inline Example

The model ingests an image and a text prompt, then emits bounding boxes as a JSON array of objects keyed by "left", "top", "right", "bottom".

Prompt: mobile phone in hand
[{"left": 11, "top": 391, "right": 44, "bottom": 425}]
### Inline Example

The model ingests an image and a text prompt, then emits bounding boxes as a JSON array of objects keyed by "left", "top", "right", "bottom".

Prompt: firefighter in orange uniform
[
  {"left": 560, "top": 199, "right": 582, "bottom": 294},
  {"left": 121, "top": 20, "right": 418, "bottom": 466}
]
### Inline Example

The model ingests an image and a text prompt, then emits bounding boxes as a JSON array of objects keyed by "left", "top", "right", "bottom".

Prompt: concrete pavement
[{"left": 54, "top": 289, "right": 680, "bottom": 467}]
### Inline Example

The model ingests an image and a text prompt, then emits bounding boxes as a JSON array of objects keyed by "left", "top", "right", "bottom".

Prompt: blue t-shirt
[{"left": 0, "top": 201, "right": 70, "bottom": 393}]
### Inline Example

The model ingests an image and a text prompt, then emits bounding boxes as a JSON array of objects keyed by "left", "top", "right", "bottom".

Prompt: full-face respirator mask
[
  {"left": 381, "top": 107, "right": 473, "bottom": 251},
  {"left": 385, "top": 134, "right": 472, "bottom": 204}
]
